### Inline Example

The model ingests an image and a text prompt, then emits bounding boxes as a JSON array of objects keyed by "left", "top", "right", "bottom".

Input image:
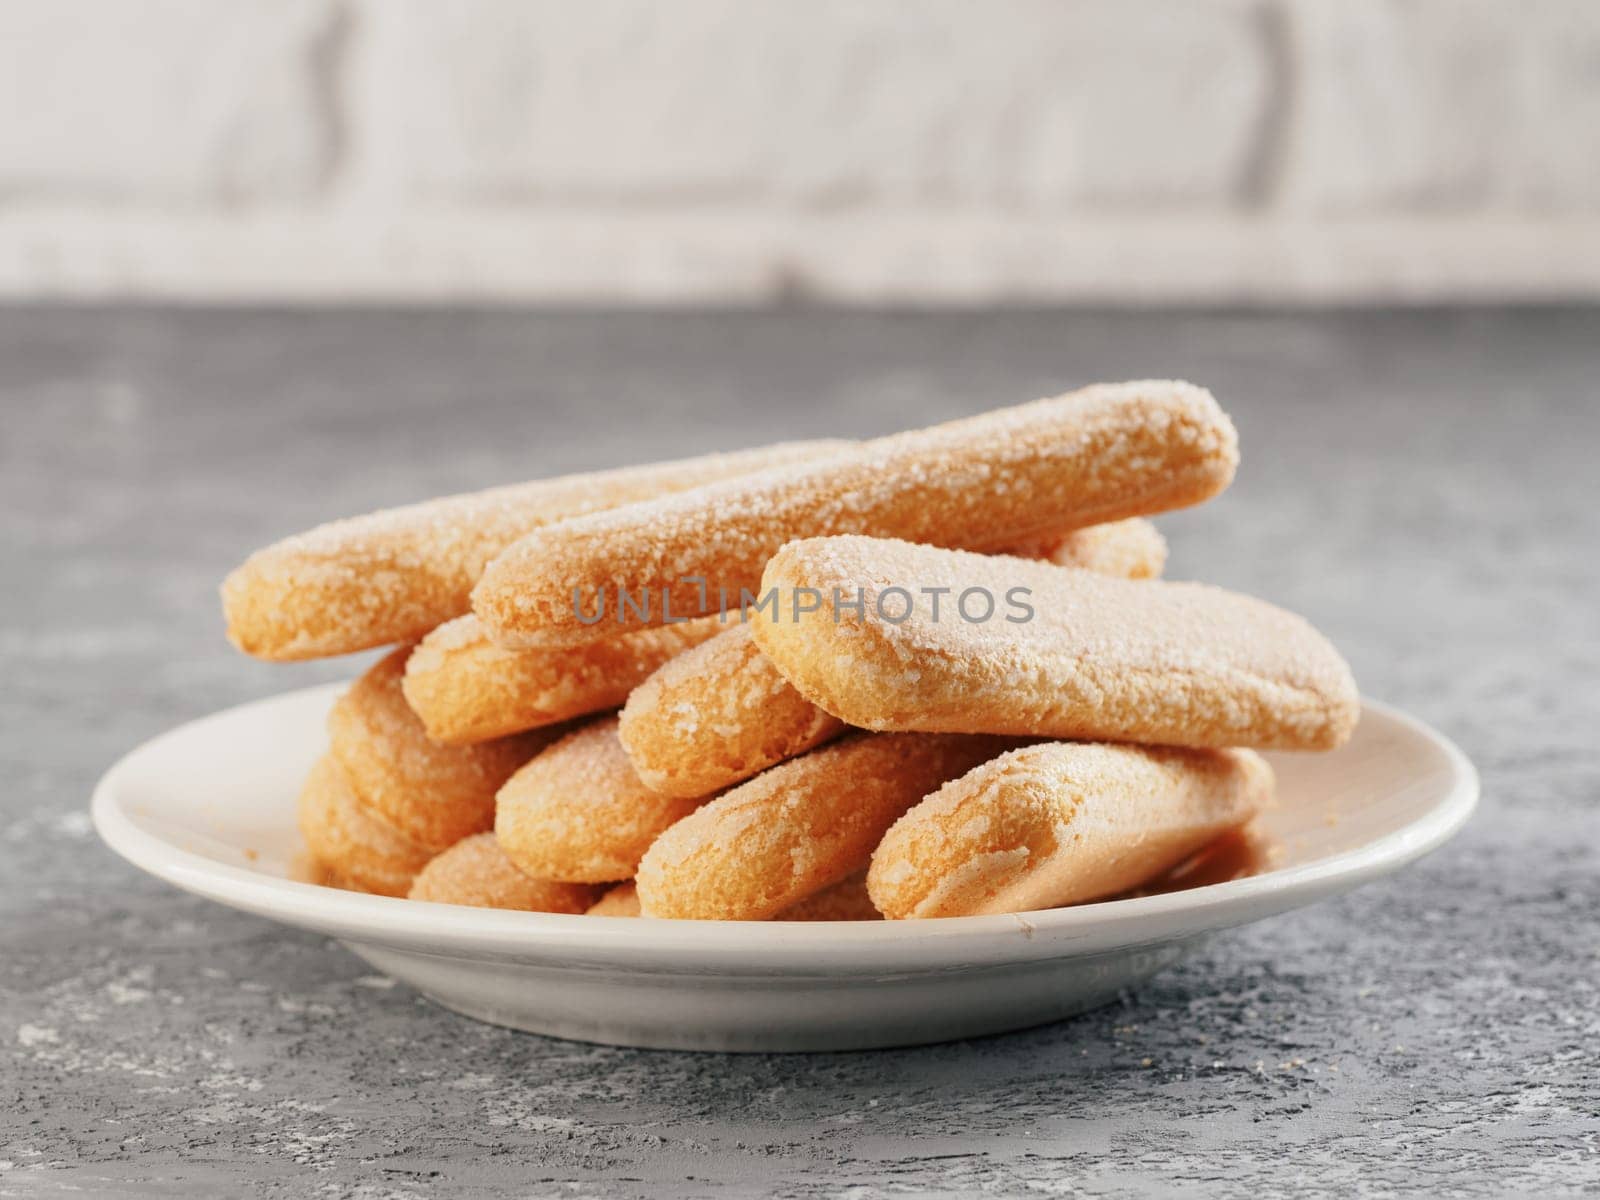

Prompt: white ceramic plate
[{"left": 92, "top": 685, "right": 1476, "bottom": 1052}]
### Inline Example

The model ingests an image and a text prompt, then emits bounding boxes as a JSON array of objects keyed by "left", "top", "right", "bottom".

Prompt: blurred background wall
[{"left": 2, "top": 0, "right": 1596, "bottom": 305}]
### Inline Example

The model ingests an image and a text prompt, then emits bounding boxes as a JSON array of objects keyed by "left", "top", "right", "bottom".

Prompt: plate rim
[{"left": 92, "top": 687, "right": 1479, "bottom": 974}]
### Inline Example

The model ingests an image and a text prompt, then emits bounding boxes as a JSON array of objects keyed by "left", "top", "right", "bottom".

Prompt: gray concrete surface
[{"left": 2, "top": 308, "right": 1596, "bottom": 1197}]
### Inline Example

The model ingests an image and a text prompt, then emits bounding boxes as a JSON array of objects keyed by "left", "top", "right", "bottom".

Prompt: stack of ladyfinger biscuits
[{"left": 227, "top": 381, "right": 1358, "bottom": 920}]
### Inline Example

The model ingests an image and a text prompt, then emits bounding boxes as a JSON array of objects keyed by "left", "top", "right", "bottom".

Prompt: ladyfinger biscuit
[
  {"left": 407, "top": 833, "right": 600, "bottom": 912},
  {"left": 1029, "top": 517, "right": 1168, "bottom": 579},
  {"left": 753, "top": 536, "right": 1360, "bottom": 751},
  {"left": 328, "top": 647, "right": 563, "bottom": 853},
  {"left": 778, "top": 871, "right": 882, "bottom": 921},
  {"left": 586, "top": 881, "right": 642, "bottom": 916},
  {"left": 617, "top": 518, "right": 1169, "bottom": 798},
  {"left": 474, "top": 381, "right": 1236, "bottom": 647},
  {"left": 287, "top": 850, "right": 345, "bottom": 889},
  {"left": 292, "top": 856, "right": 375, "bottom": 895},
  {"left": 635, "top": 733, "right": 1014, "bottom": 921},
  {"left": 222, "top": 439, "right": 845, "bottom": 661},
  {"left": 584, "top": 875, "right": 879, "bottom": 920},
  {"left": 618, "top": 623, "right": 848, "bottom": 798},
  {"left": 1130, "top": 822, "right": 1278, "bottom": 897},
  {"left": 296, "top": 754, "right": 433, "bottom": 898},
  {"left": 495, "top": 714, "right": 711, "bottom": 884},
  {"left": 868, "top": 742, "right": 1273, "bottom": 918},
  {"left": 403, "top": 613, "right": 724, "bottom": 745}
]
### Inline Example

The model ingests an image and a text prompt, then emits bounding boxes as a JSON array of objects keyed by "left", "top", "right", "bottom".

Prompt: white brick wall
[
  {"left": 1286, "top": 0, "right": 1600, "bottom": 212},
  {"left": 0, "top": 0, "right": 1595, "bottom": 302},
  {"left": 0, "top": 0, "right": 341, "bottom": 203}
]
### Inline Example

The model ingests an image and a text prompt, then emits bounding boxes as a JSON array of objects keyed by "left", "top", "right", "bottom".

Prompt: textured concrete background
[
  {"left": 3, "top": 307, "right": 1598, "bottom": 1195},
  {"left": 2, "top": 1, "right": 1599, "bottom": 303}
]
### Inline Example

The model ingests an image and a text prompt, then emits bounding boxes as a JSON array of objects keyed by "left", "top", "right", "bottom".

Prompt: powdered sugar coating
[
  {"left": 1027, "top": 517, "right": 1168, "bottom": 579},
  {"left": 752, "top": 536, "right": 1360, "bottom": 751},
  {"left": 868, "top": 742, "right": 1274, "bottom": 918},
  {"left": 407, "top": 832, "right": 599, "bottom": 912},
  {"left": 222, "top": 439, "right": 845, "bottom": 660},
  {"left": 616, "top": 518, "right": 1171, "bottom": 798},
  {"left": 618, "top": 624, "right": 847, "bottom": 798},
  {"left": 403, "top": 613, "right": 724, "bottom": 744},
  {"left": 296, "top": 754, "right": 433, "bottom": 898},
  {"left": 494, "top": 714, "right": 713, "bottom": 883},
  {"left": 327, "top": 646, "right": 564, "bottom": 852},
  {"left": 634, "top": 732, "right": 1014, "bottom": 921},
  {"left": 473, "top": 381, "right": 1236, "bottom": 647}
]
